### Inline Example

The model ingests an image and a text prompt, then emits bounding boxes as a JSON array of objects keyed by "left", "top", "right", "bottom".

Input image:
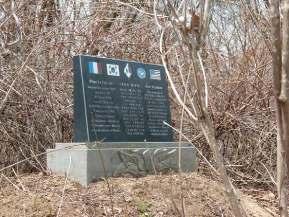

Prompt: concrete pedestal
[{"left": 47, "top": 142, "right": 198, "bottom": 186}]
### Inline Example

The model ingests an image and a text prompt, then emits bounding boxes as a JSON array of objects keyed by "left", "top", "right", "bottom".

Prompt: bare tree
[
  {"left": 270, "top": 0, "right": 289, "bottom": 216},
  {"left": 154, "top": 0, "right": 247, "bottom": 216}
]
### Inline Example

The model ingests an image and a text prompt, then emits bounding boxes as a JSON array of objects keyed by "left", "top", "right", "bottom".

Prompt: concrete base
[{"left": 47, "top": 142, "right": 198, "bottom": 186}]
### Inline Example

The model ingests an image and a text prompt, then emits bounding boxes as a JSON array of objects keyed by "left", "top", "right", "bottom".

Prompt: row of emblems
[{"left": 87, "top": 62, "right": 161, "bottom": 80}]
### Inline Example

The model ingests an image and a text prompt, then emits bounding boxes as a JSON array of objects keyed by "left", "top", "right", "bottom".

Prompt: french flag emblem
[{"left": 87, "top": 62, "right": 102, "bottom": 74}]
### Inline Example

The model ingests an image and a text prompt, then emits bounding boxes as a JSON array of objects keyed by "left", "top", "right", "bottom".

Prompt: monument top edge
[
  {"left": 55, "top": 142, "right": 192, "bottom": 145},
  {"left": 75, "top": 54, "right": 164, "bottom": 67}
]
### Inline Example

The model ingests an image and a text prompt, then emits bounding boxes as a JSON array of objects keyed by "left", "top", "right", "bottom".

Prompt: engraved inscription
[
  {"left": 120, "top": 82, "right": 145, "bottom": 136},
  {"left": 88, "top": 79, "right": 121, "bottom": 134},
  {"left": 145, "top": 85, "right": 169, "bottom": 136}
]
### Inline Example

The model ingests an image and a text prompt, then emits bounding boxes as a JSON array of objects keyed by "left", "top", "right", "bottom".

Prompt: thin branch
[{"left": 197, "top": 51, "right": 208, "bottom": 108}]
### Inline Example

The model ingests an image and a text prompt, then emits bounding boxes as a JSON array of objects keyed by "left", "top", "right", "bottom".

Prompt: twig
[{"left": 56, "top": 155, "right": 72, "bottom": 217}]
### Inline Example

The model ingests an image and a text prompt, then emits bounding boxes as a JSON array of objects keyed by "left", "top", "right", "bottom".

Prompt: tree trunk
[
  {"left": 200, "top": 116, "right": 247, "bottom": 217},
  {"left": 270, "top": 0, "right": 289, "bottom": 216}
]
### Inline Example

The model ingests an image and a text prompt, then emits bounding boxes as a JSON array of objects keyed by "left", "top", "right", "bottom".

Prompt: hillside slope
[{"left": 0, "top": 172, "right": 277, "bottom": 217}]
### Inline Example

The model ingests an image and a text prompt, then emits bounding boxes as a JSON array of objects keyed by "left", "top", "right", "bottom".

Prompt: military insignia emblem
[
  {"left": 124, "top": 63, "right": 132, "bottom": 78},
  {"left": 137, "top": 68, "right": 146, "bottom": 79}
]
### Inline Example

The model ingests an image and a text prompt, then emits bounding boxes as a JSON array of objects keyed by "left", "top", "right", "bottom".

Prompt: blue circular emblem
[{"left": 137, "top": 68, "right": 146, "bottom": 79}]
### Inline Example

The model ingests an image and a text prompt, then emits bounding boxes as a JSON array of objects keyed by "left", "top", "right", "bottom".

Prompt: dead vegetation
[
  {"left": 0, "top": 0, "right": 276, "bottom": 183},
  {"left": 0, "top": 0, "right": 286, "bottom": 216},
  {"left": 0, "top": 172, "right": 278, "bottom": 217}
]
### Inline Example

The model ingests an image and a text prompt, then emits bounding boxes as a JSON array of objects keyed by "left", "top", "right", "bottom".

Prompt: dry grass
[{"left": 0, "top": 172, "right": 278, "bottom": 217}]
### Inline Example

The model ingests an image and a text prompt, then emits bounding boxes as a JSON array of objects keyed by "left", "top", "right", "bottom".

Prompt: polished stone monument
[
  {"left": 73, "top": 55, "right": 173, "bottom": 142},
  {"left": 47, "top": 55, "right": 197, "bottom": 186}
]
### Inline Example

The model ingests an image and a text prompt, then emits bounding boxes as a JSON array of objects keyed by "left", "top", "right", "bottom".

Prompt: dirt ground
[{"left": 0, "top": 172, "right": 278, "bottom": 217}]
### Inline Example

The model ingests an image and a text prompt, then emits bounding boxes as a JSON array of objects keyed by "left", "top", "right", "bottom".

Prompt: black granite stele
[{"left": 73, "top": 55, "right": 173, "bottom": 142}]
